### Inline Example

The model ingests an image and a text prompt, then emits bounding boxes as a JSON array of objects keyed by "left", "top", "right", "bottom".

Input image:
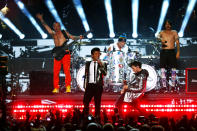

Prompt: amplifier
[
  {"left": 29, "top": 71, "right": 53, "bottom": 95},
  {"left": 186, "top": 68, "right": 197, "bottom": 93}
]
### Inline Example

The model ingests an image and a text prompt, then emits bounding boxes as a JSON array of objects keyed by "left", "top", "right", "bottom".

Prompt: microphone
[
  {"left": 104, "top": 47, "right": 107, "bottom": 53},
  {"left": 128, "top": 48, "right": 131, "bottom": 53},
  {"left": 162, "top": 41, "right": 167, "bottom": 47},
  {"left": 162, "top": 44, "right": 167, "bottom": 47},
  {"left": 113, "top": 46, "right": 115, "bottom": 52}
]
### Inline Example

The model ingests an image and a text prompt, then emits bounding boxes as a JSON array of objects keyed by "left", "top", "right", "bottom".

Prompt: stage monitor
[
  {"left": 29, "top": 71, "right": 53, "bottom": 95},
  {"left": 186, "top": 68, "right": 197, "bottom": 93}
]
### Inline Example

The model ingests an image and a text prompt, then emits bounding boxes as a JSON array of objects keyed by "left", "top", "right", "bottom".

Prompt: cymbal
[{"left": 79, "top": 41, "right": 91, "bottom": 45}]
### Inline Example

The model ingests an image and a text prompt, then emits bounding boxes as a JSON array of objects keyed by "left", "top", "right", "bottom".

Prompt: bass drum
[
  {"left": 76, "top": 65, "right": 108, "bottom": 92},
  {"left": 129, "top": 64, "right": 157, "bottom": 92},
  {"left": 108, "top": 50, "right": 125, "bottom": 86},
  {"left": 76, "top": 65, "right": 85, "bottom": 92}
]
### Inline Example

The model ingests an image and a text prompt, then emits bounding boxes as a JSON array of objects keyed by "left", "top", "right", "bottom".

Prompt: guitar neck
[{"left": 63, "top": 40, "right": 77, "bottom": 50}]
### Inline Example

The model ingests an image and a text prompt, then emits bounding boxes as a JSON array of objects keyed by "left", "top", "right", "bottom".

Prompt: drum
[
  {"left": 19, "top": 79, "right": 29, "bottom": 93},
  {"left": 126, "top": 51, "right": 140, "bottom": 64},
  {"left": 108, "top": 51, "right": 126, "bottom": 85},
  {"left": 85, "top": 55, "right": 91, "bottom": 61},
  {"left": 100, "top": 52, "right": 108, "bottom": 61},
  {"left": 129, "top": 64, "right": 157, "bottom": 92},
  {"left": 76, "top": 65, "right": 85, "bottom": 92},
  {"left": 76, "top": 65, "right": 108, "bottom": 92}
]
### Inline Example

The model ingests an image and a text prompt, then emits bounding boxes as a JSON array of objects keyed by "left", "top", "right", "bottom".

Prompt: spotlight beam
[
  {"left": 15, "top": 0, "right": 47, "bottom": 39},
  {"left": 155, "top": 0, "right": 170, "bottom": 37},
  {"left": 0, "top": 11, "right": 25, "bottom": 39},
  {"left": 132, "top": 0, "right": 139, "bottom": 38},
  {"left": 104, "top": 0, "right": 115, "bottom": 38},
  {"left": 45, "top": 0, "right": 66, "bottom": 30},
  {"left": 73, "top": 0, "right": 93, "bottom": 38},
  {"left": 178, "top": 0, "right": 197, "bottom": 37}
]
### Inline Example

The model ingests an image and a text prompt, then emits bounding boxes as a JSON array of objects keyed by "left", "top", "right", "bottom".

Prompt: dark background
[{"left": 0, "top": 0, "right": 197, "bottom": 40}]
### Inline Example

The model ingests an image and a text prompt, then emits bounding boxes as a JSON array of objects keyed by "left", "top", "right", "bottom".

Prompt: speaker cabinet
[
  {"left": 186, "top": 68, "right": 197, "bottom": 93},
  {"left": 30, "top": 71, "right": 53, "bottom": 95}
]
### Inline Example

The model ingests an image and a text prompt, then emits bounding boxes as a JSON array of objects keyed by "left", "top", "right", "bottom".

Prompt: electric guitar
[
  {"left": 52, "top": 31, "right": 91, "bottom": 61},
  {"left": 52, "top": 40, "right": 78, "bottom": 61}
]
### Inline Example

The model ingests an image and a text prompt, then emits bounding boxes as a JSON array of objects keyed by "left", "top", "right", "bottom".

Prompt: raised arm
[
  {"left": 36, "top": 13, "right": 54, "bottom": 35},
  {"left": 65, "top": 31, "right": 83, "bottom": 40}
]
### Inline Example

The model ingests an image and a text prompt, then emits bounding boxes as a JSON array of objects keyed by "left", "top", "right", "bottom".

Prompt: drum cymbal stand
[
  {"left": 150, "top": 41, "right": 160, "bottom": 57},
  {"left": 70, "top": 43, "right": 81, "bottom": 93}
]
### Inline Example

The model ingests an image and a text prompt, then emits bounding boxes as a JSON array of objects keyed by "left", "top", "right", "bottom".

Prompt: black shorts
[{"left": 160, "top": 49, "right": 177, "bottom": 68}]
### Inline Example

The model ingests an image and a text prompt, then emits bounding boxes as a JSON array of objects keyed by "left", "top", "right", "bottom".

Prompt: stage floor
[
  {"left": 6, "top": 91, "right": 197, "bottom": 120},
  {"left": 8, "top": 91, "right": 197, "bottom": 105}
]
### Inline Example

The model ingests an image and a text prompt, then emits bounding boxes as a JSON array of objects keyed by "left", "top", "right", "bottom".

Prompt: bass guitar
[
  {"left": 52, "top": 40, "right": 77, "bottom": 61},
  {"left": 52, "top": 31, "right": 91, "bottom": 61}
]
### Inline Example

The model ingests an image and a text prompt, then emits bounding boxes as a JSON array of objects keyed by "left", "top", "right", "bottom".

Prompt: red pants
[{"left": 53, "top": 54, "right": 71, "bottom": 89}]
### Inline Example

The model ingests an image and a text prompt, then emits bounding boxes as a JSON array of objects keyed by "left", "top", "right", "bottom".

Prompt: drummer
[
  {"left": 102, "top": 33, "right": 129, "bottom": 62},
  {"left": 107, "top": 33, "right": 128, "bottom": 53}
]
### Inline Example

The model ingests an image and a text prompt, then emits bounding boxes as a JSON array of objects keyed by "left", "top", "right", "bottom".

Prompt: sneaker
[
  {"left": 52, "top": 88, "right": 59, "bottom": 93},
  {"left": 66, "top": 85, "right": 71, "bottom": 93}
]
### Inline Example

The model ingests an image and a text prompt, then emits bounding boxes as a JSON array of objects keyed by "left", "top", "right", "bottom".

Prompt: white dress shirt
[{"left": 89, "top": 61, "right": 98, "bottom": 83}]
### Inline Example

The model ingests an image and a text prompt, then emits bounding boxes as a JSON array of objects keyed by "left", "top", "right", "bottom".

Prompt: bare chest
[{"left": 53, "top": 33, "right": 67, "bottom": 46}]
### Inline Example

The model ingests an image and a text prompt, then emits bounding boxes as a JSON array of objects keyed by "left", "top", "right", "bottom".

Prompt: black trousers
[
  {"left": 115, "top": 93, "right": 141, "bottom": 114},
  {"left": 160, "top": 49, "right": 177, "bottom": 68},
  {"left": 83, "top": 83, "right": 103, "bottom": 118}
]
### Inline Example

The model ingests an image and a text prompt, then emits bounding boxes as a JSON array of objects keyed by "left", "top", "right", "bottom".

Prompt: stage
[
  {"left": 9, "top": 92, "right": 197, "bottom": 104},
  {"left": 7, "top": 90, "right": 197, "bottom": 120}
]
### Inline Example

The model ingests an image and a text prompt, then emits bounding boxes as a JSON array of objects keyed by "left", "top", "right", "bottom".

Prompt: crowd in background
[{"left": 1, "top": 108, "right": 197, "bottom": 131}]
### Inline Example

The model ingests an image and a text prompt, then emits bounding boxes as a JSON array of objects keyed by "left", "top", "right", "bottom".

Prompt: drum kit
[
  {"left": 6, "top": 41, "right": 184, "bottom": 96},
  {"left": 76, "top": 49, "right": 158, "bottom": 96}
]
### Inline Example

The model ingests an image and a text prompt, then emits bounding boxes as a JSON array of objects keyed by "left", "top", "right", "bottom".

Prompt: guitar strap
[
  {"left": 61, "top": 30, "right": 69, "bottom": 41},
  {"left": 61, "top": 30, "right": 71, "bottom": 52}
]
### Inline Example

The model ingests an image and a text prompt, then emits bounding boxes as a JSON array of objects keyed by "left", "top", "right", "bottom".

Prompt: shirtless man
[
  {"left": 36, "top": 13, "right": 83, "bottom": 93},
  {"left": 158, "top": 20, "right": 180, "bottom": 91}
]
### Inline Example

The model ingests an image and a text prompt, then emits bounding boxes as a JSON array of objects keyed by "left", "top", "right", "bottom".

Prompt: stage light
[
  {"left": 73, "top": 0, "right": 93, "bottom": 38},
  {"left": 132, "top": 32, "right": 138, "bottom": 38},
  {"left": 0, "top": 33, "right": 2, "bottom": 39},
  {"left": 15, "top": 0, "right": 47, "bottom": 39},
  {"left": 0, "top": 11, "right": 25, "bottom": 39},
  {"left": 0, "top": 5, "right": 9, "bottom": 15},
  {"left": 87, "top": 32, "right": 93, "bottom": 38},
  {"left": 109, "top": 32, "right": 115, "bottom": 38},
  {"left": 107, "top": 109, "right": 111, "bottom": 112},
  {"left": 19, "top": 34, "right": 25, "bottom": 39},
  {"left": 45, "top": 0, "right": 66, "bottom": 30},
  {"left": 104, "top": 0, "right": 115, "bottom": 38},
  {"left": 132, "top": 0, "right": 139, "bottom": 38},
  {"left": 123, "top": 105, "right": 128, "bottom": 108},
  {"left": 155, "top": 0, "right": 170, "bottom": 37},
  {"left": 178, "top": 0, "right": 197, "bottom": 37}
]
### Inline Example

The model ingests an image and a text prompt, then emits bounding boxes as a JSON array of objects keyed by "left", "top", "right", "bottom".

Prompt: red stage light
[
  {"left": 123, "top": 105, "right": 128, "bottom": 108},
  {"left": 107, "top": 109, "right": 111, "bottom": 112},
  {"left": 11, "top": 103, "right": 197, "bottom": 120}
]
